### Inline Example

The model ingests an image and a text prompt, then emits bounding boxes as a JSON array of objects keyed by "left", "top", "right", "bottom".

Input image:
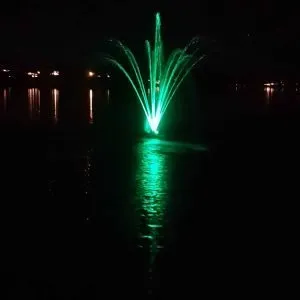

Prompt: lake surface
[{"left": 0, "top": 85, "right": 297, "bottom": 298}]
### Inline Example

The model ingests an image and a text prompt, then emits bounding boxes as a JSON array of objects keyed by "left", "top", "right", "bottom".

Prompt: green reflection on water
[
  {"left": 135, "top": 138, "right": 169, "bottom": 265},
  {"left": 134, "top": 138, "right": 205, "bottom": 295}
]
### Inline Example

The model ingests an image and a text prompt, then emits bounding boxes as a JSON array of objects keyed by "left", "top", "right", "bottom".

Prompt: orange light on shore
[
  {"left": 264, "top": 82, "right": 276, "bottom": 87},
  {"left": 88, "top": 71, "right": 95, "bottom": 77}
]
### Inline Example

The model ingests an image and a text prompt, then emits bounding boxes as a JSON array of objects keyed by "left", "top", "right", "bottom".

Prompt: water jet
[{"left": 105, "top": 12, "right": 205, "bottom": 135}]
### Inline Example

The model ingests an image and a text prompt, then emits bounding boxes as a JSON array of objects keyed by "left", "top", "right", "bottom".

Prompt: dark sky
[{"left": 0, "top": 0, "right": 299, "bottom": 68}]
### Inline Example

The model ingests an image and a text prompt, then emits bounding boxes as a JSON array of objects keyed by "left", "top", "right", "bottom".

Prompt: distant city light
[
  {"left": 264, "top": 82, "right": 276, "bottom": 87},
  {"left": 27, "top": 72, "right": 39, "bottom": 78},
  {"left": 1, "top": 68, "right": 111, "bottom": 80}
]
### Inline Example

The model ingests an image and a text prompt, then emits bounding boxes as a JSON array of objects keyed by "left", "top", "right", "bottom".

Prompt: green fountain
[{"left": 105, "top": 12, "right": 205, "bottom": 135}]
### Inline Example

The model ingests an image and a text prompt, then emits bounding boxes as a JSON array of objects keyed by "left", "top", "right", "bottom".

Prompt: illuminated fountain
[{"left": 105, "top": 12, "right": 205, "bottom": 135}]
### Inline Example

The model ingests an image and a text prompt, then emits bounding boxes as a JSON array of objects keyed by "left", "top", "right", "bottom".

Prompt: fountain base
[
  {"left": 141, "top": 129, "right": 163, "bottom": 139},
  {"left": 145, "top": 132, "right": 160, "bottom": 138},
  {"left": 144, "top": 119, "right": 160, "bottom": 136}
]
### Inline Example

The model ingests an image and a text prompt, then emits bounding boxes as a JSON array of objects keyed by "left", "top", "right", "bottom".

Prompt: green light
[
  {"left": 105, "top": 12, "right": 205, "bottom": 134},
  {"left": 135, "top": 138, "right": 169, "bottom": 265}
]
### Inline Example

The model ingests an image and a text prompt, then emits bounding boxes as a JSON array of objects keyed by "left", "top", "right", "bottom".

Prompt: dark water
[{"left": 0, "top": 85, "right": 297, "bottom": 298}]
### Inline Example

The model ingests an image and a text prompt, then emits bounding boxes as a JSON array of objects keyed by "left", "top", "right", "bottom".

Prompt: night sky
[{"left": 1, "top": 0, "right": 299, "bottom": 73}]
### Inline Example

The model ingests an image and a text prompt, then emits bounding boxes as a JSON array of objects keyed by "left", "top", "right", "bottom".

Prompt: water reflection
[
  {"left": 51, "top": 89, "right": 59, "bottom": 124},
  {"left": 3, "top": 88, "right": 9, "bottom": 112},
  {"left": 107, "top": 89, "right": 110, "bottom": 104},
  {"left": 83, "top": 148, "right": 93, "bottom": 222},
  {"left": 83, "top": 148, "right": 92, "bottom": 196},
  {"left": 28, "top": 88, "right": 40, "bottom": 120},
  {"left": 265, "top": 86, "right": 274, "bottom": 105},
  {"left": 89, "top": 89, "right": 93, "bottom": 124},
  {"left": 135, "top": 138, "right": 169, "bottom": 283}
]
